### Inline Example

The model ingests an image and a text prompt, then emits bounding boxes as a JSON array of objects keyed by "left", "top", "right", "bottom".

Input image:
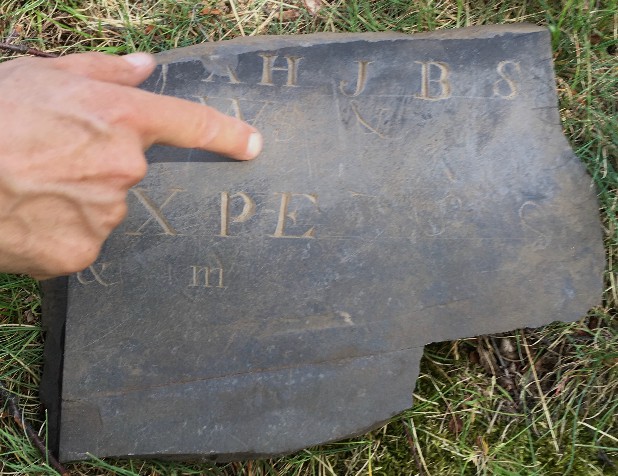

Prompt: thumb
[{"left": 50, "top": 52, "right": 156, "bottom": 86}]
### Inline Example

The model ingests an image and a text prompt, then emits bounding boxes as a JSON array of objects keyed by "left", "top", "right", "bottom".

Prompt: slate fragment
[{"left": 40, "top": 24, "right": 604, "bottom": 462}]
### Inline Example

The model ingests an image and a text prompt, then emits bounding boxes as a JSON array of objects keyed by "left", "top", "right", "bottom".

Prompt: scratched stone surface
[{"left": 40, "top": 25, "right": 604, "bottom": 462}]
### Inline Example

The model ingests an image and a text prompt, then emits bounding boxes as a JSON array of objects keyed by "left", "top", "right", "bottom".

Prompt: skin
[{"left": 0, "top": 52, "right": 262, "bottom": 280}]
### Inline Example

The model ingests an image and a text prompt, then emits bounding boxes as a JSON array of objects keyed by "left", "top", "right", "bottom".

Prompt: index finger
[{"left": 127, "top": 88, "right": 263, "bottom": 161}]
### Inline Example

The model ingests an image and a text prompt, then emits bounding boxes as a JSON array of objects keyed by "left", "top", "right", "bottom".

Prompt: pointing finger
[{"left": 126, "top": 90, "right": 263, "bottom": 161}]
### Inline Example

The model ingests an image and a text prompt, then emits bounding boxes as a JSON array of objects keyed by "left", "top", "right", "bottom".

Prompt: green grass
[{"left": 1, "top": 0, "right": 617, "bottom": 474}]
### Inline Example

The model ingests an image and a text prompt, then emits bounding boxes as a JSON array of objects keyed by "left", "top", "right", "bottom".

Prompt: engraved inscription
[
  {"left": 195, "top": 96, "right": 272, "bottom": 127},
  {"left": 407, "top": 193, "right": 464, "bottom": 238},
  {"left": 189, "top": 265, "right": 225, "bottom": 288},
  {"left": 519, "top": 201, "right": 549, "bottom": 249},
  {"left": 77, "top": 263, "right": 117, "bottom": 286},
  {"left": 270, "top": 103, "right": 304, "bottom": 143},
  {"left": 258, "top": 54, "right": 303, "bottom": 86},
  {"left": 271, "top": 193, "right": 318, "bottom": 238},
  {"left": 440, "top": 156, "right": 457, "bottom": 183},
  {"left": 203, "top": 65, "right": 242, "bottom": 84},
  {"left": 126, "top": 188, "right": 185, "bottom": 236},
  {"left": 190, "top": 54, "right": 524, "bottom": 100},
  {"left": 415, "top": 61, "right": 451, "bottom": 100},
  {"left": 493, "top": 61, "right": 520, "bottom": 99},
  {"left": 220, "top": 191, "right": 256, "bottom": 237},
  {"left": 226, "top": 98, "right": 244, "bottom": 120},
  {"left": 340, "top": 60, "right": 373, "bottom": 97},
  {"left": 350, "top": 100, "right": 389, "bottom": 139}
]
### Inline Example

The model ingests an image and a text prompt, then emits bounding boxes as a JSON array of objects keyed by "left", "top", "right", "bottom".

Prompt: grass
[{"left": 1, "top": 0, "right": 617, "bottom": 474}]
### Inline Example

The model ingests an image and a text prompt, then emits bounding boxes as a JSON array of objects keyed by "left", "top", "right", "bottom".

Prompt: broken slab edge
[{"left": 155, "top": 23, "right": 547, "bottom": 64}]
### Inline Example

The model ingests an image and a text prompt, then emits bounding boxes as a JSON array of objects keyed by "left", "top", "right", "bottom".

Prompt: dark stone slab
[{"left": 40, "top": 25, "right": 604, "bottom": 462}]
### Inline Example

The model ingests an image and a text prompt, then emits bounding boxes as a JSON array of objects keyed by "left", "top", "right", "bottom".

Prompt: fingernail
[
  {"left": 123, "top": 52, "right": 155, "bottom": 68},
  {"left": 245, "top": 132, "right": 263, "bottom": 160}
]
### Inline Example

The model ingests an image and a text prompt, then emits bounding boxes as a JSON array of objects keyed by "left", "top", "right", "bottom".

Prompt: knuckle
[
  {"left": 131, "top": 157, "right": 148, "bottom": 182},
  {"left": 98, "top": 97, "right": 136, "bottom": 125},
  {"left": 104, "top": 202, "right": 128, "bottom": 228},
  {"left": 113, "top": 153, "right": 148, "bottom": 186}
]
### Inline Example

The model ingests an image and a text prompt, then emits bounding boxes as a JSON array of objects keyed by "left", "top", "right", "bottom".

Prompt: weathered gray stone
[{"left": 41, "top": 24, "right": 604, "bottom": 462}]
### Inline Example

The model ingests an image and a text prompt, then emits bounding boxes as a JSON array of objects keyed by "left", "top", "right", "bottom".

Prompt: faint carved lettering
[
  {"left": 416, "top": 61, "right": 451, "bottom": 100},
  {"left": 493, "top": 61, "right": 520, "bottom": 99},
  {"left": 196, "top": 96, "right": 271, "bottom": 126},
  {"left": 220, "top": 191, "right": 256, "bottom": 237},
  {"left": 417, "top": 210, "right": 446, "bottom": 237},
  {"left": 519, "top": 201, "right": 549, "bottom": 249},
  {"left": 350, "top": 100, "right": 388, "bottom": 139},
  {"left": 194, "top": 96, "right": 243, "bottom": 119},
  {"left": 414, "top": 194, "right": 462, "bottom": 238},
  {"left": 126, "top": 188, "right": 184, "bottom": 236},
  {"left": 190, "top": 265, "right": 225, "bottom": 288},
  {"left": 340, "top": 60, "right": 373, "bottom": 97},
  {"left": 440, "top": 156, "right": 456, "bottom": 183},
  {"left": 77, "top": 263, "right": 117, "bottom": 286},
  {"left": 271, "top": 103, "right": 303, "bottom": 142},
  {"left": 271, "top": 192, "right": 318, "bottom": 238},
  {"left": 203, "top": 65, "right": 242, "bottom": 84},
  {"left": 229, "top": 98, "right": 244, "bottom": 120},
  {"left": 217, "top": 97, "right": 245, "bottom": 120},
  {"left": 258, "top": 54, "right": 302, "bottom": 86}
]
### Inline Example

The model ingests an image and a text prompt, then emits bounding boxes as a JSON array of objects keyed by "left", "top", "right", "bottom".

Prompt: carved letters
[
  {"left": 195, "top": 96, "right": 271, "bottom": 126},
  {"left": 258, "top": 54, "right": 303, "bottom": 87},
  {"left": 76, "top": 263, "right": 117, "bottom": 286},
  {"left": 128, "top": 52, "right": 525, "bottom": 290},
  {"left": 349, "top": 100, "right": 391, "bottom": 139},
  {"left": 340, "top": 60, "right": 373, "bottom": 97},
  {"left": 203, "top": 65, "right": 242, "bottom": 84},
  {"left": 198, "top": 54, "right": 520, "bottom": 100},
  {"left": 415, "top": 61, "right": 451, "bottom": 100},
  {"left": 189, "top": 56, "right": 522, "bottom": 151},
  {"left": 493, "top": 61, "right": 521, "bottom": 99},
  {"left": 271, "top": 193, "right": 319, "bottom": 239},
  {"left": 220, "top": 191, "right": 256, "bottom": 237},
  {"left": 126, "top": 188, "right": 185, "bottom": 236},
  {"left": 126, "top": 189, "right": 319, "bottom": 238},
  {"left": 189, "top": 265, "right": 225, "bottom": 288}
]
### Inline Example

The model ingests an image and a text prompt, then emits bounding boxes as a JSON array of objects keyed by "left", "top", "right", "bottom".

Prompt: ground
[{"left": 0, "top": 1, "right": 616, "bottom": 475}]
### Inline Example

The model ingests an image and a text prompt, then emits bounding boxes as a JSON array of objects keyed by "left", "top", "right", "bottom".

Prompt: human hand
[{"left": 0, "top": 52, "right": 262, "bottom": 280}]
